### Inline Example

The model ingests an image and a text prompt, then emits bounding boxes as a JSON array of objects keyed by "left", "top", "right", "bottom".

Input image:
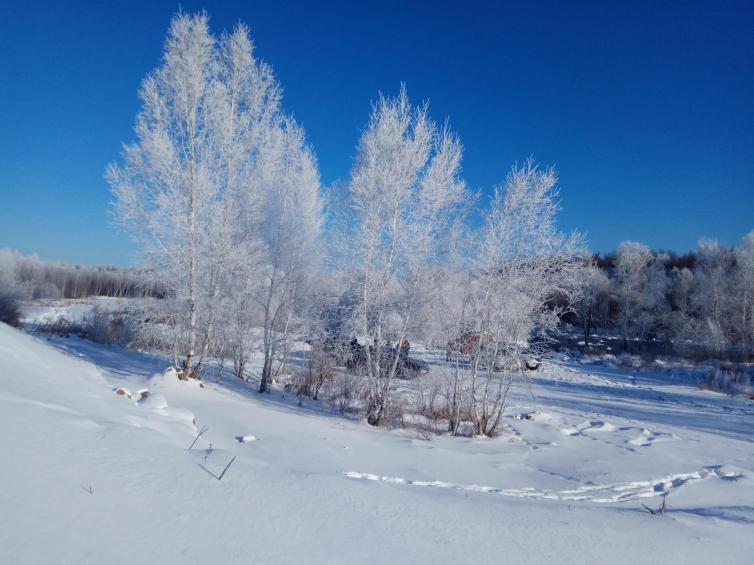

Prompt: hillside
[{"left": 1, "top": 323, "right": 753, "bottom": 563}]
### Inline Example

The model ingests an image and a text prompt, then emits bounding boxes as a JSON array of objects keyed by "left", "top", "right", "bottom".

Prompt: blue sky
[{"left": 1, "top": 0, "right": 752, "bottom": 265}]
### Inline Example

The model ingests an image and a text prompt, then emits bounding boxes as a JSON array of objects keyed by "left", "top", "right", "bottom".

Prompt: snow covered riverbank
[{"left": 1, "top": 323, "right": 752, "bottom": 564}]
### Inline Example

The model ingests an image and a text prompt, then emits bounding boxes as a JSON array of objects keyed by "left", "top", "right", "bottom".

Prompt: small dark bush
[{"left": 0, "top": 295, "right": 21, "bottom": 327}]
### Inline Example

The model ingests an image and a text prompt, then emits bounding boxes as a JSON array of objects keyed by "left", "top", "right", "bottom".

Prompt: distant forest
[
  {"left": 0, "top": 249, "right": 160, "bottom": 300},
  {"left": 571, "top": 236, "right": 754, "bottom": 359}
]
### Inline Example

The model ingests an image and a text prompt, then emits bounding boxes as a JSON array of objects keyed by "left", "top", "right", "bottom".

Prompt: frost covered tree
[
  {"left": 466, "top": 160, "right": 584, "bottom": 436},
  {"left": 575, "top": 263, "right": 611, "bottom": 349},
  {"left": 694, "top": 239, "right": 736, "bottom": 351},
  {"left": 255, "top": 120, "right": 324, "bottom": 393},
  {"left": 645, "top": 253, "right": 672, "bottom": 339},
  {"left": 344, "top": 86, "right": 467, "bottom": 426},
  {"left": 734, "top": 231, "right": 754, "bottom": 353},
  {"left": 108, "top": 13, "right": 322, "bottom": 379},
  {"left": 614, "top": 241, "right": 653, "bottom": 349},
  {"left": 109, "top": 14, "right": 226, "bottom": 376},
  {"left": 668, "top": 266, "right": 699, "bottom": 342},
  {"left": 613, "top": 241, "right": 669, "bottom": 349}
]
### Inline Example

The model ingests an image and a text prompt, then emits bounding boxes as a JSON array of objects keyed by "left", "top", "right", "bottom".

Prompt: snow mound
[{"left": 150, "top": 367, "right": 205, "bottom": 391}]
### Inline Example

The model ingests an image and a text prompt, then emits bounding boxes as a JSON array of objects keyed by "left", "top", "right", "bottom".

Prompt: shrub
[
  {"left": 700, "top": 364, "right": 754, "bottom": 397},
  {"left": 0, "top": 295, "right": 21, "bottom": 327},
  {"left": 324, "top": 372, "right": 363, "bottom": 414},
  {"left": 296, "top": 348, "right": 338, "bottom": 400},
  {"left": 415, "top": 381, "right": 449, "bottom": 431},
  {"left": 34, "top": 308, "right": 136, "bottom": 347}
]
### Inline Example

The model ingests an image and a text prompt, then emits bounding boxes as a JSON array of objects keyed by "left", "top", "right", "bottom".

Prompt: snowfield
[{"left": 1, "top": 322, "right": 753, "bottom": 564}]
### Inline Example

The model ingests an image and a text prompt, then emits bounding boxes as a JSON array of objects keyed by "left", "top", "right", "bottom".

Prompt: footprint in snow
[
  {"left": 560, "top": 420, "right": 616, "bottom": 436},
  {"left": 627, "top": 429, "right": 678, "bottom": 447},
  {"left": 344, "top": 466, "right": 744, "bottom": 503}
]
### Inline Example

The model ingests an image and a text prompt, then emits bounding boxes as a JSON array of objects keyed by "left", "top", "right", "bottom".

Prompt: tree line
[
  {"left": 0, "top": 248, "right": 159, "bottom": 327},
  {"left": 0, "top": 248, "right": 158, "bottom": 300},
  {"left": 575, "top": 235, "right": 754, "bottom": 359}
]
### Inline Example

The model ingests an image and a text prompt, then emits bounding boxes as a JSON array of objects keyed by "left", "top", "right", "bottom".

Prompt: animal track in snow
[
  {"left": 556, "top": 418, "right": 679, "bottom": 449},
  {"left": 560, "top": 420, "right": 616, "bottom": 436},
  {"left": 344, "top": 466, "right": 743, "bottom": 504},
  {"left": 627, "top": 428, "right": 679, "bottom": 447}
]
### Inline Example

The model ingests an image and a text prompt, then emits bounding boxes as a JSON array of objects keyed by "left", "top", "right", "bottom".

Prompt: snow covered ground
[
  {"left": 20, "top": 297, "right": 131, "bottom": 326},
  {"left": 1, "top": 321, "right": 753, "bottom": 564}
]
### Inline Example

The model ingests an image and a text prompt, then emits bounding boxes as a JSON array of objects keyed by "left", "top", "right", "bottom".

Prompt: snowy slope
[{"left": 1, "top": 323, "right": 753, "bottom": 564}]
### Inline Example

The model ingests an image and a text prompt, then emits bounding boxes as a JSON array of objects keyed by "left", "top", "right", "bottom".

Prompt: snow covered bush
[
  {"left": 33, "top": 307, "right": 136, "bottom": 347},
  {"left": 295, "top": 343, "right": 338, "bottom": 401},
  {"left": 701, "top": 364, "right": 754, "bottom": 397},
  {"left": 82, "top": 309, "right": 137, "bottom": 347},
  {"left": 415, "top": 379, "right": 450, "bottom": 432},
  {"left": 324, "top": 372, "right": 365, "bottom": 415}
]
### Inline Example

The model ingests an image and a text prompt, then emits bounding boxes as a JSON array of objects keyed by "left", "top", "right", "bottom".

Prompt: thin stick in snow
[
  {"left": 187, "top": 426, "right": 209, "bottom": 450},
  {"left": 198, "top": 456, "right": 237, "bottom": 481},
  {"left": 641, "top": 495, "right": 668, "bottom": 515}
]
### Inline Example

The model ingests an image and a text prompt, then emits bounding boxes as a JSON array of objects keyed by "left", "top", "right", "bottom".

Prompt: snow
[
  {"left": 20, "top": 297, "right": 129, "bottom": 326},
  {"left": 1, "top": 322, "right": 753, "bottom": 564}
]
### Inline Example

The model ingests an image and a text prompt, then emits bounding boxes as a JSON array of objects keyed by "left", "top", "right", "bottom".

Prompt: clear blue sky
[{"left": 1, "top": 0, "right": 752, "bottom": 265}]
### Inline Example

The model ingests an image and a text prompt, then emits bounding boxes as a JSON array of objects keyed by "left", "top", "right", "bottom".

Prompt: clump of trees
[
  {"left": 107, "top": 14, "right": 323, "bottom": 383},
  {"left": 103, "top": 13, "right": 586, "bottom": 431},
  {"left": 574, "top": 233, "right": 754, "bottom": 359}
]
